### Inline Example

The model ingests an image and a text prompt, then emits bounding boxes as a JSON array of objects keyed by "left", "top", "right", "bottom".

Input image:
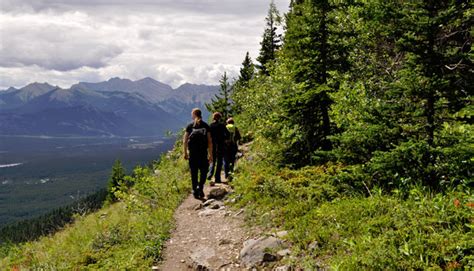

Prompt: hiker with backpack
[
  {"left": 224, "top": 118, "right": 241, "bottom": 180},
  {"left": 183, "top": 108, "right": 213, "bottom": 199},
  {"left": 207, "top": 112, "right": 229, "bottom": 185}
]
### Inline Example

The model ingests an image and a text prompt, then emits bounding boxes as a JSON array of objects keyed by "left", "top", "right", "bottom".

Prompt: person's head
[
  {"left": 212, "top": 112, "right": 222, "bottom": 122},
  {"left": 226, "top": 117, "right": 234, "bottom": 125},
  {"left": 191, "top": 108, "right": 202, "bottom": 125}
]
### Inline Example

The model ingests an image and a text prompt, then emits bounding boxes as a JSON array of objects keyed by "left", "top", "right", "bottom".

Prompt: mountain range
[{"left": 0, "top": 78, "right": 218, "bottom": 137}]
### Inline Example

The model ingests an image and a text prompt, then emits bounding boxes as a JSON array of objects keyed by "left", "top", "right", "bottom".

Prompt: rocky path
[{"left": 157, "top": 183, "right": 250, "bottom": 270}]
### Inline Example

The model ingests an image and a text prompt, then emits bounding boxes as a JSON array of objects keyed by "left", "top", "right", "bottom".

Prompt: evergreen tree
[
  {"left": 237, "top": 52, "right": 255, "bottom": 89},
  {"left": 107, "top": 159, "right": 126, "bottom": 202},
  {"left": 277, "top": 0, "right": 354, "bottom": 166},
  {"left": 257, "top": 1, "right": 282, "bottom": 75},
  {"left": 331, "top": 0, "right": 472, "bottom": 189},
  {"left": 206, "top": 72, "right": 233, "bottom": 120},
  {"left": 232, "top": 52, "right": 255, "bottom": 114}
]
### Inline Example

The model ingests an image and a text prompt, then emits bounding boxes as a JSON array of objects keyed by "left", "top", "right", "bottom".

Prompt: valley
[{"left": 0, "top": 135, "right": 175, "bottom": 227}]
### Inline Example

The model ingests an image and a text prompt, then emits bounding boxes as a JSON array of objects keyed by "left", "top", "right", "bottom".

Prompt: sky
[{"left": 0, "top": 0, "right": 289, "bottom": 89}]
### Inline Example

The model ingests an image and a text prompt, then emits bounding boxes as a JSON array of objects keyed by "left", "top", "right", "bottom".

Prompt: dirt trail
[{"left": 157, "top": 182, "right": 250, "bottom": 270}]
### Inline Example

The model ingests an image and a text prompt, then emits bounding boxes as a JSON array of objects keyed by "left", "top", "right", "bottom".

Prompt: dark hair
[
  {"left": 213, "top": 112, "right": 222, "bottom": 121},
  {"left": 192, "top": 108, "right": 202, "bottom": 126},
  {"left": 226, "top": 117, "right": 234, "bottom": 124}
]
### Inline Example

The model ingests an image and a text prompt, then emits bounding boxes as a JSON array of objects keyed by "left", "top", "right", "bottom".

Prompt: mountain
[
  {"left": 0, "top": 78, "right": 218, "bottom": 137},
  {"left": 71, "top": 77, "right": 173, "bottom": 103},
  {"left": 0, "top": 83, "right": 57, "bottom": 111}
]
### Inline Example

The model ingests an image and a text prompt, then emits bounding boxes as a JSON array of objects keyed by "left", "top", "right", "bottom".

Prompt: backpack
[
  {"left": 188, "top": 126, "right": 208, "bottom": 152},
  {"left": 226, "top": 124, "right": 238, "bottom": 144}
]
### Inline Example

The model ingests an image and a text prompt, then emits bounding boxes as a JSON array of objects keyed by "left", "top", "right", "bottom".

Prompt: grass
[
  {"left": 231, "top": 151, "right": 474, "bottom": 270},
  {"left": 0, "top": 145, "right": 190, "bottom": 270}
]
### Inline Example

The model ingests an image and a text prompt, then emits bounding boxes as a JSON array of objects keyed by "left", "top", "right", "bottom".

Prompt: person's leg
[
  {"left": 207, "top": 145, "right": 217, "bottom": 180},
  {"left": 198, "top": 159, "right": 208, "bottom": 198},
  {"left": 223, "top": 151, "right": 230, "bottom": 179},
  {"left": 214, "top": 147, "right": 224, "bottom": 182},
  {"left": 189, "top": 158, "right": 199, "bottom": 197}
]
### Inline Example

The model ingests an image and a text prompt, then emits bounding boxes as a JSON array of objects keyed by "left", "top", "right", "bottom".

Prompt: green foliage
[
  {"left": 106, "top": 159, "right": 126, "bottom": 203},
  {"left": 205, "top": 72, "right": 233, "bottom": 120},
  {"left": 0, "top": 143, "right": 190, "bottom": 269},
  {"left": 256, "top": 0, "right": 282, "bottom": 75},
  {"left": 231, "top": 156, "right": 474, "bottom": 270}
]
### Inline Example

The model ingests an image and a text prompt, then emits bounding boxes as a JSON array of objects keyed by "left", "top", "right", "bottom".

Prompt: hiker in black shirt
[
  {"left": 183, "top": 108, "right": 213, "bottom": 199},
  {"left": 207, "top": 112, "right": 229, "bottom": 184}
]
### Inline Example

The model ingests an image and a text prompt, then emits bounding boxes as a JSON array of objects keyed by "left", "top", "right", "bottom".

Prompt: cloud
[
  {"left": 0, "top": 11, "right": 123, "bottom": 71},
  {"left": 0, "top": 0, "right": 289, "bottom": 89}
]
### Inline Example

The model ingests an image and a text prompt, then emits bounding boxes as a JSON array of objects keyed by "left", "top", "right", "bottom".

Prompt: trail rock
[
  {"left": 208, "top": 186, "right": 228, "bottom": 199},
  {"left": 198, "top": 209, "right": 219, "bottom": 217},
  {"left": 274, "top": 265, "right": 291, "bottom": 271},
  {"left": 277, "top": 249, "right": 291, "bottom": 257},
  {"left": 240, "top": 236, "right": 284, "bottom": 268},
  {"left": 190, "top": 246, "right": 215, "bottom": 270},
  {"left": 203, "top": 199, "right": 216, "bottom": 207},
  {"left": 209, "top": 201, "right": 223, "bottom": 209},
  {"left": 275, "top": 231, "right": 288, "bottom": 238},
  {"left": 193, "top": 203, "right": 204, "bottom": 210}
]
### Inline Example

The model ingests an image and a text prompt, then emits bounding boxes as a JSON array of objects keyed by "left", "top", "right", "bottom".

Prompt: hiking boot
[{"left": 199, "top": 190, "right": 205, "bottom": 199}]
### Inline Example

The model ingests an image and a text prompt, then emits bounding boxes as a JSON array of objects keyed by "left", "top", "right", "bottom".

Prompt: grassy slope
[
  {"left": 0, "top": 146, "right": 190, "bottom": 270},
  {"left": 231, "top": 146, "right": 473, "bottom": 270}
]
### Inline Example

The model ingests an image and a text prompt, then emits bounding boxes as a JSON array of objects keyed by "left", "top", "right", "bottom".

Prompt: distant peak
[
  {"left": 108, "top": 77, "right": 125, "bottom": 82},
  {"left": 137, "top": 77, "right": 156, "bottom": 82},
  {"left": 26, "top": 82, "right": 54, "bottom": 87}
]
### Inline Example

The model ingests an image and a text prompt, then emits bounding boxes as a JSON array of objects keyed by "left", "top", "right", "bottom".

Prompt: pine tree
[
  {"left": 232, "top": 52, "right": 255, "bottom": 114},
  {"left": 237, "top": 52, "right": 255, "bottom": 88},
  {"left": 256, "top": 1, "right": 282, "bottom": 75},
  {"left": 107, "top": 159, "right": 126, "bottom": 202},
  {"left": 205, "top": 72, "right": 233, "bottom": 120},
  {"left": 331, "top": 0, "right": 472, "bottom": 189},
  {"left": 277, "top": 0, "right": 354, "bottom": 166}
]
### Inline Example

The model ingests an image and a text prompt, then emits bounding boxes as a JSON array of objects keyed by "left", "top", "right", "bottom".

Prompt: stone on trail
[
  {"left": 209, "top": 201, "right": 223, "bottom": 210},
  {"left": 203, "top": 199, "right": 216, "bottom": 207},
  {"left": 274, "top": 265, "right": 292, "bottom": 271},
  {"left": 240, "top": 236, "right": 284, "bottom": 268},
  {"left": 189, "top": 246, "right": 215, "bottom": 271},
  {"left": 208, "top": 186, "right": 228, "bottom": 200},
  {"left": 198, "top": 208, "right": 219, "bottom": 217}
]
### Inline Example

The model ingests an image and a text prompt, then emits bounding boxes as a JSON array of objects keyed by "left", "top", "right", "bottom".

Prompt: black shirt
[
  {"left": 210, "top": 121, "right": 229, "bottom": 147},
  {"left": 186, "top": 121, "right": 211, "bottom": 156}
]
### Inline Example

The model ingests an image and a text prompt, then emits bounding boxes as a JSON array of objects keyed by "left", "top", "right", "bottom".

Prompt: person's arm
[
  {"left": 207, "top": 132, "right": 213, "bottom": 163},
  {"left": 236, "top": 128, "right": 242, "bottom": 145},
  {"left": 183, "top": 131, "right": 189, "bottom": 160}
]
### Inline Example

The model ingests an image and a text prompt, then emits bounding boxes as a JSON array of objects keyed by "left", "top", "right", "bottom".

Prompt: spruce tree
[
  {"left": 237, "top": 52, "right": 255, "bottom": 88},
  {"left": 107, "top": 159, "right": 125, "bottom": 202},
  {"left": 206, "top": 72, "right": 233, "bottom": 120},
  {"left": 232, "top": 52, "right": 255, "bottom": 114},
  {"left": 257, "top": 1, "right": 282, "bottom": 75},
  {"left": 278, "top": 0, "right": 353, "bottom": 166}
]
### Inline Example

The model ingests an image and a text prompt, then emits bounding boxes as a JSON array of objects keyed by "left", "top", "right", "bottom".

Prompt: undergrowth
[{"left": 232, "top": 149, "right": 473, "bottom": 270}]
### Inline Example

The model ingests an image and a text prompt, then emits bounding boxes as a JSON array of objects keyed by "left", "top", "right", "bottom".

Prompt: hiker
[
  {"left": 207, "top": 112, "right": 229, "bottom": 184},
  {"left": 183, "top": 108, "right": 213, "bottom": 199},
  {"left": 224, "top": 118, "right": 241, "bottom": 180}
]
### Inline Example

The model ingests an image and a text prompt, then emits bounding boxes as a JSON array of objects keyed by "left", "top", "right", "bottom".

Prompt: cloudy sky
[{"left": 0, "top": 0, "right": 289, "bottom": 89}]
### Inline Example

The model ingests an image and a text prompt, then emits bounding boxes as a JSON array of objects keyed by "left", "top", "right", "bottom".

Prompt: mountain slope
[{"left": 0, "top": 78, "right": 218, "bottom": 137}]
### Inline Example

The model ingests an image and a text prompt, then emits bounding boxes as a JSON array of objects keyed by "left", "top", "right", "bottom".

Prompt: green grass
[
  {"left": 0, "top": 146, "right": 190, "bottom": 270},
  {"left": 232, "top": 154, "right": 474, "bottom": 270}
]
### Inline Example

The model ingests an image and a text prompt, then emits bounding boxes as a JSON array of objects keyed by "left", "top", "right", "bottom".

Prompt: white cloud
[{"left": 0, "top": 0, "right": 289, "bottom": 89}]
